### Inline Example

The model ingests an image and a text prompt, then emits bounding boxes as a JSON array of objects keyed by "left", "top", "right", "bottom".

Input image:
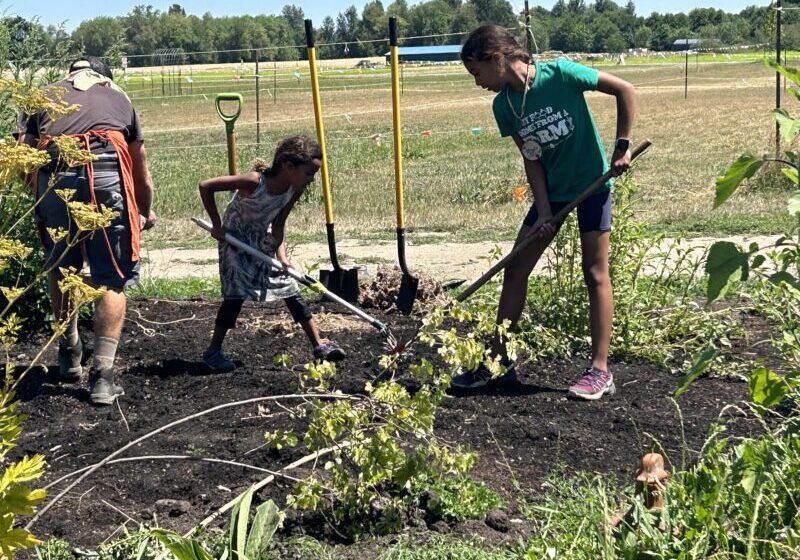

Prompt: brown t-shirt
[{"left": 25, "top": 80, "right": 143, "bottom": 154}]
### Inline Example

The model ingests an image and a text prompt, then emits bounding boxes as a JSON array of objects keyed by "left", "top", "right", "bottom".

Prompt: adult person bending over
[{"left": 21, "top": 57, "right": 156, "bottom": 405}]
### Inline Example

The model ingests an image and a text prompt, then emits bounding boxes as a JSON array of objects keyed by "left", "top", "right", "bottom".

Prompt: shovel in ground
[
  {"left": 215, "top": 92, "right": 243, "bottom": 175},
  {"left": 193, "top": 217, "right": 395, "bottom": 346},
  {"left": 389, "top": 17, "right": 419, "bottom": 315},
  {"left": 304, "top": 20, "right": 360, "bottom": 303}
]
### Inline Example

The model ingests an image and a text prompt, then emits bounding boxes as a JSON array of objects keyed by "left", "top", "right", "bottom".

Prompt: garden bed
[{"left": 13, "top": 299, "right": 763, "bottom": 551}]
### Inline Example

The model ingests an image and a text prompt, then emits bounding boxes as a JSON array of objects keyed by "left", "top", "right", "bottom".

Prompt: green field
[{"left": 127, "top": 57, "right": 796, "bottom": 248}]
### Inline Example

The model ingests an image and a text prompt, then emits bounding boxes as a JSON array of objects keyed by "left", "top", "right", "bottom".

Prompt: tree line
[{"left": 1, "top": 0, "right": 798, "bottom": 68}]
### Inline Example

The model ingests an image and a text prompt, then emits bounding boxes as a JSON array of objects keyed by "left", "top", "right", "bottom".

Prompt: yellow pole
[
  {"left": 390, "top": 23, "right": 404, "bottom": 229},
  {"left": 306, "top": 29, "right": 334, "bottom": 225}
]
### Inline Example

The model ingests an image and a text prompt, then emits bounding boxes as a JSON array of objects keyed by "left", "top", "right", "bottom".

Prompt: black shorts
[{"left": 523, "top": 189, "right": 612, "bottom": 233}]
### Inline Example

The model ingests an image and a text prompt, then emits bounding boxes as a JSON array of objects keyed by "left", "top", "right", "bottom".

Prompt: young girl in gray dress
[{"left": 199, "top": 135, "right": 346, "bottom": 372}]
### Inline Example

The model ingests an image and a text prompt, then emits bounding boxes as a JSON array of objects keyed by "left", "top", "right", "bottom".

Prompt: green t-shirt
[{"left": 493, "top": 58, "right": 611, "bottom": 202}]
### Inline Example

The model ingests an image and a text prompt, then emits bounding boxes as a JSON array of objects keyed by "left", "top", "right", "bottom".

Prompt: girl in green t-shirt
[{"left": 452, "top": 24, "right": 635, "bottom": 401}]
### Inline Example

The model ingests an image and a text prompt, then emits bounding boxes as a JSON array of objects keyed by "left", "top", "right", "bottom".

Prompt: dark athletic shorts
[
  {"left": 35, "top": 158, "right": 139, "bottom": 288},
  {"left": 523, "top": 189, "right": 612, "bottom": 234}
]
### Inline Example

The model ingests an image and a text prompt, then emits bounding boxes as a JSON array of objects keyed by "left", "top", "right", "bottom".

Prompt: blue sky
[{"left": 4, "top": 0, "right": 769, "bottom": 32}]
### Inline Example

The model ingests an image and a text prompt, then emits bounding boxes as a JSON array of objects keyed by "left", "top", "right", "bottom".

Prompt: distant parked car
[{"left": 355, "top": 59, "right": 375, "bottom": 69}]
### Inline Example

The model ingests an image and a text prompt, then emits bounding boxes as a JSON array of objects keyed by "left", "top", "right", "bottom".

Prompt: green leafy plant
[
  {"left": 271, "top": 352, "right": 291, "bottom": 369},
  {"left": 151, "top": 486, "right": 284, "bottom": 560},
  {"left": 703, "top": 59, "right": 800, "bottom": 408},
  {"left": 35, "top": 538, "right": 75, "bottom": 559},
  {"left": 422, "top": 476, "right": 504, "bottom": 521}
]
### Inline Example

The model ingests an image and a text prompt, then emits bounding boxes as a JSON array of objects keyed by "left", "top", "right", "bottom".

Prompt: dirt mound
[{"left": 358, "top": 265, "right": 448, "bottom": 314}]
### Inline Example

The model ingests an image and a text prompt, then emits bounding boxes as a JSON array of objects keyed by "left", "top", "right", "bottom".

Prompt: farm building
[
  {"left": 384, "top": 45, "right": 462, "bottom": 63},
  {"left": 672, "top": 38, "right": 703, "bottom": 51}
]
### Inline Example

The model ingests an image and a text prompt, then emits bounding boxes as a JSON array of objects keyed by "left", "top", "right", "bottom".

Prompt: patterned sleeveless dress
[{"left": 219, "top": 174, "right": 300, "bottom": 301}]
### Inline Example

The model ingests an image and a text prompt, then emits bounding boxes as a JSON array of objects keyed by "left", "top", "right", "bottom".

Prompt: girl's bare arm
[
  {"left": 198, "top": 171, "right": 260, "bottom": 238},
  {"left": 596, "top": 72, "right": 636, "bottom": 175}
]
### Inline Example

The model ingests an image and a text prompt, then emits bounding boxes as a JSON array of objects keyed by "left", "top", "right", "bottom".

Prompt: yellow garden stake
[
  {"left": 215, "top": 92, "right": 243, "bottom": 175},
  {"left": 305, "top": 19, "right": 360, "bottom": 303},
  {"left": 389, "top": 16, "right": 419, "bottom": 315}
]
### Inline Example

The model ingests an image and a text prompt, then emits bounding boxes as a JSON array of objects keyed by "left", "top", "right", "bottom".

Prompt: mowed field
[{"left": 125, "top": 56, "right": 793, "bottom": 249}]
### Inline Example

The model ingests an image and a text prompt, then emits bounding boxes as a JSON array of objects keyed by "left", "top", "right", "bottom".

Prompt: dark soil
[{"left": 11, "top": 299, "right": 762, "bottom": 553}]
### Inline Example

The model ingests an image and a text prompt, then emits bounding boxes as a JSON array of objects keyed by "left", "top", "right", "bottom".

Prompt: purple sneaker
[
  {"left": 313, "top": 341, "right": 346, "bottom": 362},
  {"left": 568, "top": 366, "right": 616, "bottom": 400}
]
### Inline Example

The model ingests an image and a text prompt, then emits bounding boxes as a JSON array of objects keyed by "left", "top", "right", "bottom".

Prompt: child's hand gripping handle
[{"left": 456, "top": 140, "right": 652, "bottom": 303}]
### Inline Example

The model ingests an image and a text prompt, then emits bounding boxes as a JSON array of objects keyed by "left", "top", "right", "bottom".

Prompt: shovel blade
[
  {"left": 396, "top": 274, "right": 419, "bottom": 315},
  {"left": 320, "top": 267, "right": 360, "bottom": 303}
]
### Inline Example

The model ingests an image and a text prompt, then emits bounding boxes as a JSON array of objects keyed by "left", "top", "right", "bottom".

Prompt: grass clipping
[{"left": 359, "top": 265, "right": 446, "bottom": 314}]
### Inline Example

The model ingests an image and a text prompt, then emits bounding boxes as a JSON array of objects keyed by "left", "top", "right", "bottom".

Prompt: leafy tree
[
  {"left": 407, "top": 0, "right": 455, "bottom": 45},
  {"left": 359, "top": 1, "right": 386, "bottom": 56},
  {"left": 387, "top": 0, "right": 411, "bottom": 21},
  {"left": 567, "top": 0, "right": 587, "bottom": 14},
  {"left": 6, "top": 0, "right": 789, "bottom": 62},
  {"left": 624, "top": 0, "right": 635, "bottom": 15},
  {"left": 335, "top": 5, "right": 361, "bottom": 57},
  {"left": 121, "top": 5, "right": 160, "bottom": 59},
  {"left": 168, "top": 4, "right": 186, "bottom": 16},
  {"left": 468, "top": 0, "right": 516, "bottom": 27},
  {"left": 281, "top": 4, "right": 306, "bottom": 46},
  {"left": 688, "top": 7, "right": 724, "bottom": 30},
  {"left": 633, "top": 25, "right": 652, "bottom": 48},
  {"left": 551, "top": 15, "right": 591, "bottom": 51},
  {"left": 649, "top": 22, "right": 673, "bottom": 50},
  {"left": 591, "top": 15, "right": 623, "bottom": 52},
  {"left": 452, "top": 3, "right": 479, "bottom": 34},
  {"left": 593, "top": 0, "right": 617, "bottom": 14},
  {"left": 316, "top": 16, "right": 337, "bottom": 58}
]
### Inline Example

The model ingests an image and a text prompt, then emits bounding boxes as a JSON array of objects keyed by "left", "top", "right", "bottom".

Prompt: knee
[
  {"left": 285, "top": 295, "right": 313, "bottom": 324},
  {"left": 216, "top": 299, "right": 243, "bottom": 330},
  {"left": 582, "top": 262, "right": 609, "bottom": 291}
]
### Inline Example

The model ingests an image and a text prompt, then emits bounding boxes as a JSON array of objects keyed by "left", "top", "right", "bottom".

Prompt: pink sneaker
[{"left": 568, "top": 366, "right": 616, "bottom": 400}]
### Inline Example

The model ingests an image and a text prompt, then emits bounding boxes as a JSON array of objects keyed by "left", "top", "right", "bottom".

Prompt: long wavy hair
[
  {"left": 460, "top": 25, "right": 531, "bottom": 65},
  {"left": 252, "top": 134, "right": 322, "bottom": 177}
]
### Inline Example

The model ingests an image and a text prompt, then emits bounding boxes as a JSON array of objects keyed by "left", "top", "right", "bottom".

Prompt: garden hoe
[
  {"left": 215, "top": 92, "right": 243, "bottom": 175},
  {"left": 387, "top": 140, "right": 652, "bottom": 355},
  {"left": 389, "top": 17, "right": 419, "bottom": 315},
  {"left": 305, "top": 19, "right": 360, "bottom": 303},
  {"left": 192, "top": 217, "right": 395, "bottom": 348}
]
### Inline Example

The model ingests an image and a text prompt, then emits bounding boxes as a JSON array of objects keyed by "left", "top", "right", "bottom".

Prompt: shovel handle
[
  {"left": 215, "top": 93, "right": 243, "bottom": 134},
  {"left": 456, "top": 140, "right": 652, "bottom": 303},
  {"left": 225, "top": 132, "right": 237, "bottom": 175}
]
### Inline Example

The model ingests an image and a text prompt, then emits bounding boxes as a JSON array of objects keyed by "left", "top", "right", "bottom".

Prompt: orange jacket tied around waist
[{"left": 31, "top": 130, "right": 140, "bottom": 279}]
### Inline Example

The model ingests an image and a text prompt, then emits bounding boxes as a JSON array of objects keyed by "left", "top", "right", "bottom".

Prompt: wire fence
[{"left": 102, "top": 26, "right": 786, "bottom": 159}]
